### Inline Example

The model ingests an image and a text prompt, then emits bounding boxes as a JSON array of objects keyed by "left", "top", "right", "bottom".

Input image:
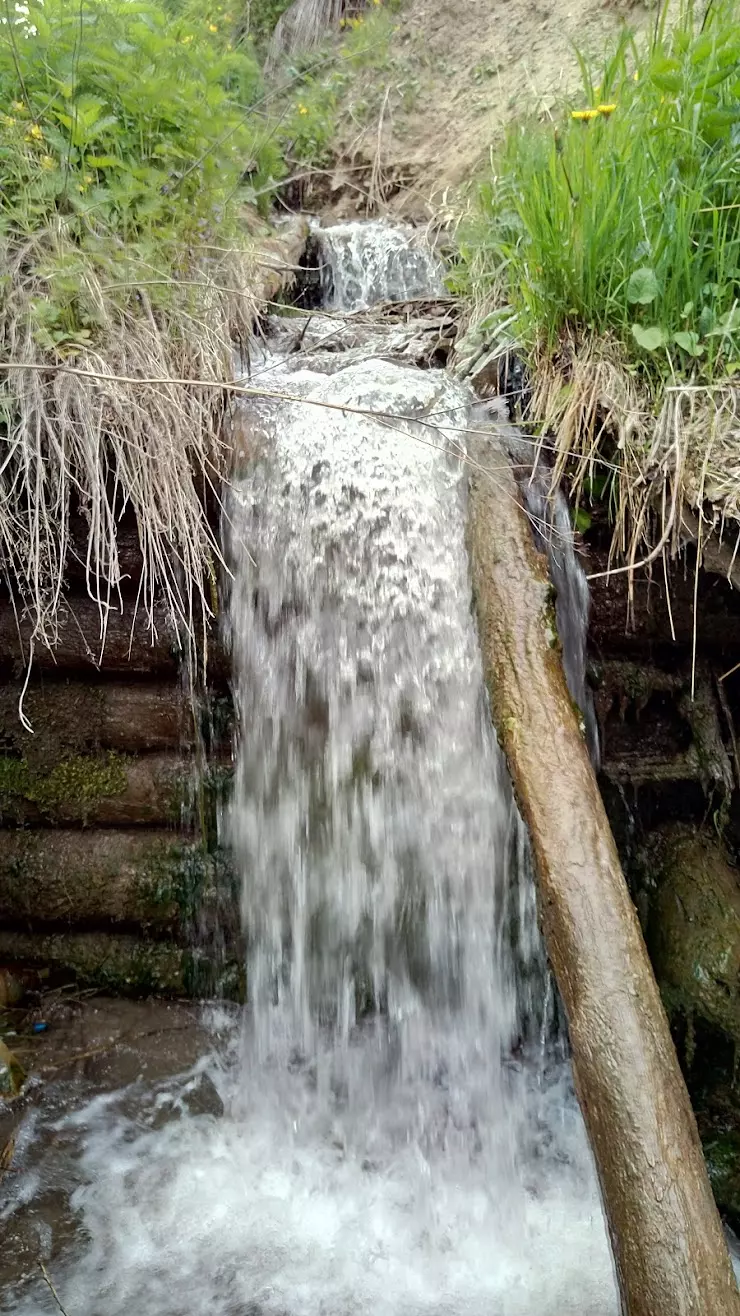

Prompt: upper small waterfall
[{"left": 315, "top": 221, "right": 446, "bottom": 312}]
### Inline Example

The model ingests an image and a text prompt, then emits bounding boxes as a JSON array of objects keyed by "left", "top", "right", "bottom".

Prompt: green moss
[
  {"left": 541, "top": 586, "right": 560, "bottom": 651},
  {"left": 140, "top": 842, "right": 238, "bottom": 929},
  {"left": 0, "top": 751, "right": 128, "bottom": 822},
  {"left": 171, "top": 763, "right": 234, "bottom": 846},
  {"left": 183, "top": 949, "right": 245, "bottom": 1002},
  {"left": 648, "top": 827, "right": 740, "bottom": 1048},
  {"left": 703, "top": 1132, "right": 740, "bottom": 1225}
]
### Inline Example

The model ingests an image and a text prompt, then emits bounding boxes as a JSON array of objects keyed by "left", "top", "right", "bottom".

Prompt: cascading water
[
  {"left": 317, "top": 220, "right": 446, "bottom": 311},
  {"left": 524, "top": 473, "right": 600, "bottom": 767},
  {"left": 1, "top": 222, "right": 620, "bottom": 1315}
]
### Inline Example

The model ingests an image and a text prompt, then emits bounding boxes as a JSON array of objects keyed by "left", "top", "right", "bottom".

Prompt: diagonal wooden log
[{"left": 467, "top": 425, "right": 740, "bottom": 1315}]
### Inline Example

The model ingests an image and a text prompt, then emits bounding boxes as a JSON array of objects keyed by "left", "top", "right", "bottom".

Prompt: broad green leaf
[
  {"left": 673, "top": 331, "right": 704, "bottom": 357},
  {"left": 707, "top": 306, "right": 740, "bottom": 335},
  {"left": 626, "top": 267, "right": 659, "bottom": 305},
  {"left": 631, "top": 323, "right": 667, "bottom": 351},
  {"left": 650, "top": 55, "right": 682, "bottom": 92}
]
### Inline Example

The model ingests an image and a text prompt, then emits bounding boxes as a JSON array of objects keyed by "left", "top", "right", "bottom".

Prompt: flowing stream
[{"left": 2, "top": 222, "right": 621, "bottom": 1315}]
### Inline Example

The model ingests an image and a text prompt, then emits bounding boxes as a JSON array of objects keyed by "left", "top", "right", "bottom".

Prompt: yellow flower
[
  {"left": 571, "top": 108, "right": 599, "bottom": 121},
  {"left": 11, "top": 101, "right": 24, "bottom": 113},
  {"left": 181, "top": 32, "right": 194, "bottom": 42},
  {"left": 633, "top": 70, "right": 639, "bottom": 81},
  {"left": 1, "top": 114, "right": 15, "bottom": 127},
  {"left": 41, "top": 155, "right": 55, "bottom": 169},
  {"left": 84, "top": 173, "right": 93, "bottom": 184},
  {"left": 298, "top": 104, "right": 308, "bottom": 115},
  {"left": 597, "top": 103, "right": 616, "bottom": 115},
  {"left": 26, "top": 123, "right": 43, "bottom": 140},
  {"left": 208, "top": 22, "right": 218, "bottom": 31}
]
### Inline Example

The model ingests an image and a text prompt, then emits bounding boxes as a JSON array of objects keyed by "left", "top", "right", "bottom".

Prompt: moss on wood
[
  {"left": 0, "top": 928, "right": 243, "bottom": 1000},
  {"left": 0, "top": 751, "right": 128, "bottom": 824},
  {"left": 0, "top": 830, "right": 239, "bottom": 941},
  {"left": 647, "top": 825, "right": 740, "bottom": 1048}
]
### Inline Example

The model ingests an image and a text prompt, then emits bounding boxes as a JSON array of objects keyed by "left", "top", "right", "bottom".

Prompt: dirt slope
[{"left": 338, "top": 0, "right": 653, "bottom": 212}]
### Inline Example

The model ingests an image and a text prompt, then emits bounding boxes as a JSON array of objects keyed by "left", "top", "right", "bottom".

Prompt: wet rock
[
  {"left": 0, "top": 929, "right": 244, "bottom": 1001},
  {"left": 647, "top": 825, "right": 740, "bottom": 1045},
  {"left": 181, "top": 1071, "right": 225, "bottom": 1118}
]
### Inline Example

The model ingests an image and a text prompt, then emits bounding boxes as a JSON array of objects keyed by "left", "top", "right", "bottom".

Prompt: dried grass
[
  {"left": 528, "top": 334, "right": 740, "bottom": 595},
  {"left": 0, "top": 225, "right": 258, "bottom": 675}
]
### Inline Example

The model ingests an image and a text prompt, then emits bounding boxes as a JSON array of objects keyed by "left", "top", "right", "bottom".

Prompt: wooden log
[
  {"left": 0, "top": 680, "right": 195, "bottom": 756},
  {"left": 467, "top": 426, "right": 740, "bottom": 1315},
  {"left": 0, "top": 598, "right": 230, "bottom": 680},
  {"left": 0, "top": 752, "right": 228, "bottom": 827},
  {"left": 0, "top": 928, "right": 243, "bottom": 999},
  {"left": 0, "top": 830, "right": 239, "bottom": 942}
]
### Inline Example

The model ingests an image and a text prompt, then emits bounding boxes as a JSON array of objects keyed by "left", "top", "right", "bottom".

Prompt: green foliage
[
  {"left": 278, "top": 1, "right": 400, "bottom": 168},
  {"left": 242, "top": 0, "right": 296, "bottom": 51},
  {"left": 456, "top": 0, "right": 740, "bottom": 383},
  {"left": 0, "top": 0, "right": 282, "bottom": 346}
]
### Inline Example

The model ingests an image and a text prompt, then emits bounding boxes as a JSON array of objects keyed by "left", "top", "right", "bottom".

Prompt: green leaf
[
  {"left": 85, "top": 154, "right": 123, "bottom": 168},
  {"left": 706, "top": 306, "right": 740, "bottom": 336},
  {"left": 650, "top": 55, "right": 683, "bottom": 92},
  {"left": 573, "top": 507, "right": 592, "bottom": 534},
  {"left": 626, "top": 267, "right": 660, "bottom": 305},
  {"left": 673, "top": 331, "right": 704, "bottom": 357},
  {"left": 631, "top": 323, "right": 668, "bottom": 351}
]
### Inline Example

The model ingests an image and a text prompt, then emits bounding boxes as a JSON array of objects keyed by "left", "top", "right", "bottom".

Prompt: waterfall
[
  {"left": 524, "top": 474, "right": 600, "bottom": 768},
  {"left": 316, "top": 221, "right": 446, "bottom": 311},
  {"left": 1, "top": 222, "right": 618, "bottom": 1316}
]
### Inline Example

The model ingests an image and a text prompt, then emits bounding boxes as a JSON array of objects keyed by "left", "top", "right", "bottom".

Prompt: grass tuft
[{"left": 455, "top": 0, "right": 740, "bottom": 570}]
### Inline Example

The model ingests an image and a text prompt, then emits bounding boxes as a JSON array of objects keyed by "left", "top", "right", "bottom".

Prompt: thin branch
[{"left": 38, "top": 1261, "right": 70, "bottom": 1316}]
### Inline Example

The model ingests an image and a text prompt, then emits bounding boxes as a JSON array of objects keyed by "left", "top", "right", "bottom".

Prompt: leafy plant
[
  {"left": 0, "top": 0, "right": 284, "bottom": 659},
  {"left": 456, "top": 0, "right": 740, "bottom": 383}
]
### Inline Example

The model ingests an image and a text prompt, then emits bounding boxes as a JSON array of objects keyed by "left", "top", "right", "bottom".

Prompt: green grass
[{"left": 456, "top": 0, "right": 740, "bottom": 384}]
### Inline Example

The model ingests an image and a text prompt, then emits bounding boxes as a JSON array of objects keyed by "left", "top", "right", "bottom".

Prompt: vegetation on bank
[
  {"left": 0, "top": 0, "right": 395, "bottom": 664},
  {"left": 456, "top": 0, "right": 740, "bottom": 566},
  {"left": 0, "top": 0, "right": 279, "bottom": 660}
]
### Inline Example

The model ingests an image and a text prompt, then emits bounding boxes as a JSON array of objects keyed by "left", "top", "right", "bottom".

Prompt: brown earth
[{"left": 331, "top": 0, "right": 654, "bottom": 215}]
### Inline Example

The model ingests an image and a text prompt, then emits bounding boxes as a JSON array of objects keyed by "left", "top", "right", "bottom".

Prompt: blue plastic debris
[{"left": 31, "top": 1022, "right": 48, "bottom": 1034}]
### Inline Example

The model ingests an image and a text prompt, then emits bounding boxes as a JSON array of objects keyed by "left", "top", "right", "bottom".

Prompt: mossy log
[
  {"left": 467, "top": 426, "right": 740, "bottom": 1315},
  {"left": 0, "top": 829, "right": 239, "bottom": 941},
  {"left": 0, "top": 752, "right": 226, "bottom": 827},
  {"left": 0, "top": 679, "right": 233, "bottom": 759},
  {"left": 0, "top": 928, "right": 243, "bottom": 999},
  {"left": 0, "top": 598, "right": 229, "bottom": 679}
]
